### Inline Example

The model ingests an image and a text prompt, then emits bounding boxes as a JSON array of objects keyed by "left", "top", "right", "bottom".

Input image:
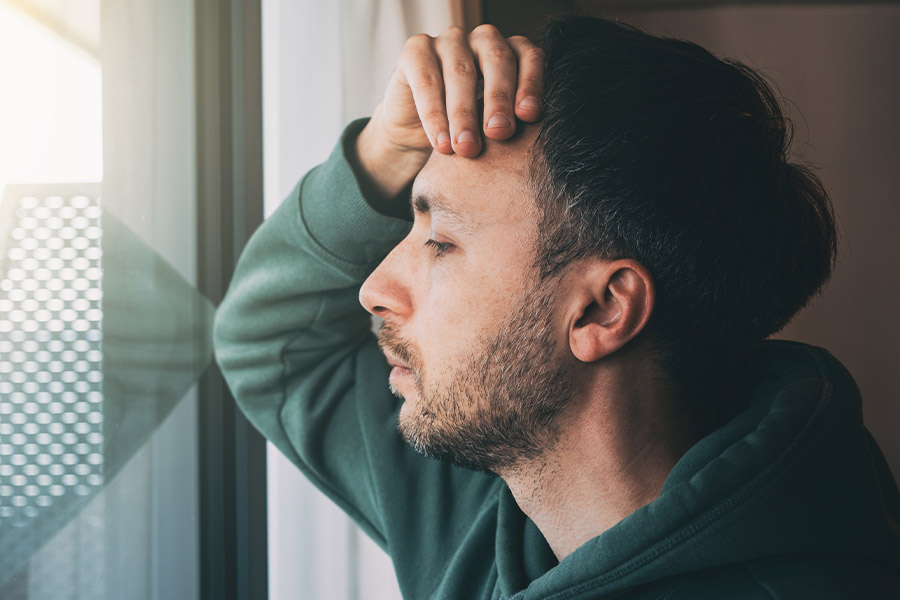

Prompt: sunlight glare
[{"left": 0, "top": 3, "right": 102, "bottom": 207}]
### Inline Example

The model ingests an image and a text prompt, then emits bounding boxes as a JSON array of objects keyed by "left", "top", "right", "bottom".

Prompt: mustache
[{"left": 377, "top": 322, "right": 421, "bottom": 371}]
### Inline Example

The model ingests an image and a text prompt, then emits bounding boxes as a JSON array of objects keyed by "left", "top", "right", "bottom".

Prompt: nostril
[{"left": 372, "top": 305, "right": 388, "bottom": 315}]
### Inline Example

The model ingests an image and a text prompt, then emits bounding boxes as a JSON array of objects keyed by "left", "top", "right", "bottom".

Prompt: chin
[
  {"left": 389, "top": 377, "right": 418, "bottom": 402},
  {"left": 396, "top": 396, "right": 415, "bottom": 418}
]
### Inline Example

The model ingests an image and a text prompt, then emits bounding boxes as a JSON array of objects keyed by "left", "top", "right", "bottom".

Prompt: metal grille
[{"left": 0, "top": 193, "right": 104, "bottom": 529}]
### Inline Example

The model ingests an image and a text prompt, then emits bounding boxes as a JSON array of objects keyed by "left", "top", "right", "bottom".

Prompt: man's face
[{"left": 359, "top": 127, "right": 576, "bottom": 473}]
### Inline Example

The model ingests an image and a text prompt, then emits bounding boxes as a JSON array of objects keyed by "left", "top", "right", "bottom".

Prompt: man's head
[
  {"left": 359, "top": 16, "right": 836, "bottom": 473},
  {"left": 532, "top": 17, "right": 837, "bottom": 397}
]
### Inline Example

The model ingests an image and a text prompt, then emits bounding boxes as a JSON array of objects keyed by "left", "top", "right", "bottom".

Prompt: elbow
[{"left": 212, "top": 291, "right": 245, "bottom": 393}]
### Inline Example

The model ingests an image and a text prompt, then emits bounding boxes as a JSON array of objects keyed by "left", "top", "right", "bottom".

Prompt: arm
[
  {"left": 213, "top": 22, "right": 544, "bottom": 579},
  {"left": 214, "top": 119, "right": 502, "bottom": 565},
  {"left": 213, "top": 119, "right": 422, "bottom": 543}
]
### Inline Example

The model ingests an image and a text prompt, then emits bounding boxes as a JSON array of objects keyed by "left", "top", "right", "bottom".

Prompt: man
[{"left": 214, "top": 16, "right": 900, "bottom": 599}]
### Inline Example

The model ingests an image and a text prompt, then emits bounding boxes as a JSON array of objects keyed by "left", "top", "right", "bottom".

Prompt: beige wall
[{"left": 491, "top": 4, "right": 900, "bottom": 477}]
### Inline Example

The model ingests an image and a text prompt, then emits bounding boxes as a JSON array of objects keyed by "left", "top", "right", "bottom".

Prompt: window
[{"left": 0, "top": 1, "right": 265, "bottom": 598}]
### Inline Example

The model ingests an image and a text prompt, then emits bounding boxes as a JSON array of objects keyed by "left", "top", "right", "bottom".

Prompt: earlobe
[{"left": 568, "top": 260, "right": 654, "bottom": 363}]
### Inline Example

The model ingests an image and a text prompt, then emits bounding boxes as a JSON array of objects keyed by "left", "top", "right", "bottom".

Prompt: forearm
[{"left": 213, "top": 119, "right": 412, "bottom": 461}]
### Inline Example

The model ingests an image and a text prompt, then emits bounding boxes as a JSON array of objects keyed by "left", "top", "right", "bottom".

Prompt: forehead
[{"left": 411, "top": 126, "right": 540, "bottom": 223}]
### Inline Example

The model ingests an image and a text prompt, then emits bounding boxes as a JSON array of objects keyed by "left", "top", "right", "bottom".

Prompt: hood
[{"left": 496, "top": 340, "right": 900, "bottom": 599}]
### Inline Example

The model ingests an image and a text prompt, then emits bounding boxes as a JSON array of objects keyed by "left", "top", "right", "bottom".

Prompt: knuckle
[
  {"left": 519, "top": 69, "right": 544, "bottom": 87},
  {"left": 441, "top": 25, "right": 466, "bottom": 37},
  {"left": 423, "top": 109, "right": 448, "bottom": 125},
  {"left": 412, "top": 68, "right": 442, "bottom": 89},
  {"left": 522, "top": 46, "right": 545, "bottom": 64},
  {"left": 518, "top": 77, "right": 543, "bottom": 94},
  {"left": 405, "top": 33, "right": 433, "bottom": 49},
  {"left": 485, "top": 89, "right": 513, "bottom": 105},
  {"left": 487, "top": 46, "right": 515, "bottom": 64},
  {"left": 520, "top": 70, "right": 546, "bottom": 91},
  {"left": 471, "top": 23, "right": 500, "bottom": 38},
  {"left": 450, "top": 106, "right": 479, "bottom": 123},
  {"left": 448, "top": 59, "right": 476, "bottom": 79}
]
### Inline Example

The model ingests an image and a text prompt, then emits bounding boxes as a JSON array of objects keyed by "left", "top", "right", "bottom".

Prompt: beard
[{"left": 377, "top": 281, "right": 576, "bottom": 474}]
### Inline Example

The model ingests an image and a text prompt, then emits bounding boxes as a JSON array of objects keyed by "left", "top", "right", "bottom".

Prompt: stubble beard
[{"left": 377, "top": 282, "right": 576, "bottom": 474}]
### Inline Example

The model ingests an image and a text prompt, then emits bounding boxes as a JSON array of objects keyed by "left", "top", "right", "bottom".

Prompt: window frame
[{"left": 195, "top": 1, "right": 268, "bottom": 599}]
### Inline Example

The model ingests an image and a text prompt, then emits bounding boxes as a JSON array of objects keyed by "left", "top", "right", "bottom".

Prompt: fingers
[
  {"left": 397, "top": 34, "right": 453, "bottom": 154},
  {"left": 434, "top": 28, "right": 482, "bottom": 157},
  {"left": 395, "top": 25, "right": 545, "bottom": 158},
  {"left": 468, "top": 25, "right": 519, "bottom": 142},
  {"left": 506, "top": 36, "right": 544, "bottom": 124}
]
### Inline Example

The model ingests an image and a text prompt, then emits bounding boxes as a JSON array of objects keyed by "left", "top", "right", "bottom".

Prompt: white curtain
[{"left": 261, "top": 1, "right": 453, "bottom": 599}]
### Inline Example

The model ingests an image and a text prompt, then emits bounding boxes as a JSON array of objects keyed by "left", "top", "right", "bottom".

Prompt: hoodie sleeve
[{"left": 212, "top": 119, "right": 499, "bottom": 556}]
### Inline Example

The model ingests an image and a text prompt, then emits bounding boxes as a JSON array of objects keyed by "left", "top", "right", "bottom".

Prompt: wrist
[{"left": 353, "top": 112, "right": 430, "bottom": 205}]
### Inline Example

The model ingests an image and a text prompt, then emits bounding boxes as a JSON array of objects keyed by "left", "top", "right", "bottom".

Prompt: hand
[
  {"left": 379, "top": 24, "right": 544, "bottom": 156},
  {"left": 355, "top": 25, "right": 545, "bottom": 200}
]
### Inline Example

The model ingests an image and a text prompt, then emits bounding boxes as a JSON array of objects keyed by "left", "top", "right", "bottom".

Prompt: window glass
[{"left": 0, "top": 2, "right": 205, "bottom": 598}]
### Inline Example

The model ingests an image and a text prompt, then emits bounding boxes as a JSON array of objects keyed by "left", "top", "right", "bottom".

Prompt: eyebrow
[{"left": 411, "top": 191, "right": 475, "bottom": 232}]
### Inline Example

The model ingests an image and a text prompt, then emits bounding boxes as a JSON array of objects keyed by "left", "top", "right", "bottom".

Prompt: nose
[{"left": 359, "top": 244, "right": 412, "bottom": 320}]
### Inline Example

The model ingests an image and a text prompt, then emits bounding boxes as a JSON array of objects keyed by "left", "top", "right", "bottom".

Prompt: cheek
[
  {"left": 411, "top": 261, "right": 526, "bottom": 368},
  {"left": 409, "top": 279, "right": 477, "bottom": 368}
]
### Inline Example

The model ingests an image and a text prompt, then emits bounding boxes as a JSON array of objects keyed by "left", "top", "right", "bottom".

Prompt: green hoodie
[{"left": 214, "top": 120, "right": 900, "bottom": 599}]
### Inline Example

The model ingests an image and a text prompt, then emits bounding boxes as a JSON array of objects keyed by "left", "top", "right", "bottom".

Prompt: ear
[{"left": 566, "top": 259, "right": 655, "bottom": 363}]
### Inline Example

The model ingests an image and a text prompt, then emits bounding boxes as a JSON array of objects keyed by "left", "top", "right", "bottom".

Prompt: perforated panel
[{"left": 0, "top": 194, "right": 104, "bottom": 529}]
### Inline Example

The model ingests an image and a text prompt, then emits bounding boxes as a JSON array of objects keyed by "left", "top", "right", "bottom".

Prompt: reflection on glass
[
  {"left": 0, "top": 0, "right": 206, "bottom": 597},
  {"left": 0, "top": 190, "right": 105, "bottom": 580},
  {"left": 0, "top": 185, "right": 213, "bottom": 595}
]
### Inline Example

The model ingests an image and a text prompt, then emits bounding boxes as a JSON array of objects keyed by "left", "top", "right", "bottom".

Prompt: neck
[{"left": 498, "top": 360, "right": 706, "bottom": 561}]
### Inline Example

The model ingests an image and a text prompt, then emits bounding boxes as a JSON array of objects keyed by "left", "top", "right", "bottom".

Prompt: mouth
[
  {"left": 383, "top": 352, "right": 414, "bottom": 385},
  {"left": 390, "top": 365, "right": 413, "bottom": 377},
  {"left": 385, "top": 354, "right": 412, "bottom": 372},
  {"left": 377, "top": 323, "right": 418, "bottom": 391}
]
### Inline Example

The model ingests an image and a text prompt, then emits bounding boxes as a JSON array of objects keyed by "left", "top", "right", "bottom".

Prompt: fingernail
[
  {"left": 436, "top": 131, "right": 450, "bottom": 146},
  {"left": 518, "top": 97, "right": 540, "bottom": 112},
  {"left": 457, "top": 130, "right": 478, "bottom": 144},
  {"left": 487, "top": 114, "right": 511, "bottom": 129}
]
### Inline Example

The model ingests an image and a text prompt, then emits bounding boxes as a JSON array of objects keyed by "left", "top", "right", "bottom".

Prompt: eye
[{"left": 424, "top": 238, "right": 452, "bottom": 257}]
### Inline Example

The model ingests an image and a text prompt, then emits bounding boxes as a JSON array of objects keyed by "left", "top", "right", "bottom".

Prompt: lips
[
  {"left": 383, "top": 351, "right": 410, "bottom": 370},
  {"left": 377, "top": 323, "right": 417, "bottom": 385},
  {"left": 386, "top": 356, "right": 414, "bottom": 381}
]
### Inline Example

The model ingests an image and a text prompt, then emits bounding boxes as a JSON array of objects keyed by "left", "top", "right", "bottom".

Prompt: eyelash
[{"left": 424, "top": 239, "right": 452, "bottom": 257}]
